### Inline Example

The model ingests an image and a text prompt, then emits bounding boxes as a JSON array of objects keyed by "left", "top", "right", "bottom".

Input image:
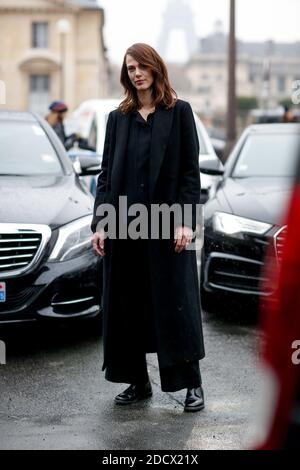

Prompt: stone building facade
[
  {"left": 0, "top": 0, "right": 108, "bottom": 115},
  {"left": 185, "top": 28, "right": 300, "bottom": 114}
]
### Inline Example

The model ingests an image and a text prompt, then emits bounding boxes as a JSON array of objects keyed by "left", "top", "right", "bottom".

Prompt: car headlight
[
  {"left": 213, "top": 212, "right": 272, "bottom": 236},
  {"left": 49, "top": 215, "right": 93, "bottom": 262}
]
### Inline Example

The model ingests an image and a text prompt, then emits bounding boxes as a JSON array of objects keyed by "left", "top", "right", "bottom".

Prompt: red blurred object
[{"left": 256, "top": 168, "right": 300, "bottom": 449}]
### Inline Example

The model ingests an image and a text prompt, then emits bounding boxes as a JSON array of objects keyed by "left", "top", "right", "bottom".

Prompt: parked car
[
  {"left": 0, "top": 110, "right": 103, "bottom": 326},
  {"left": 193, "top": 113, "right": 222, "bottom": 203},
  {"left": 72, "top": 99, "right": 121, "bottom": 156},
  {"left": 200, "top": 123, "right": 300, "bottom": 315}
]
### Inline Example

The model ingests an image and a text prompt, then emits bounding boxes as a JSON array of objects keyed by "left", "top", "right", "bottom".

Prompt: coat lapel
[
  {"left": 149, "top": 104, "right": 174, "bottom": 200},
  {"left": 111, "top": 104, "right": 174, "bottom": 199},
  {"left": 111, "top": 112, "right": 131, "bottom": 192}
]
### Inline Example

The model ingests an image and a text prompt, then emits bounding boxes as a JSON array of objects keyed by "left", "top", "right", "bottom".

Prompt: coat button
[{"left": 140, "top": 183, "right": 145, "bottom": 188}]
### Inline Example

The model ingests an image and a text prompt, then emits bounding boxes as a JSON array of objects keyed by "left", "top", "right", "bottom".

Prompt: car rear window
[{"left": 0, "top": 121, "right": 63, "bottom": 175}]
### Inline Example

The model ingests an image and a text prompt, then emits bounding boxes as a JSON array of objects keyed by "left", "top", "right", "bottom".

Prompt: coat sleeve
[
  {"left": 90, "top": 111, "right": 114, "bottom": 233},
  {"left": 177, "top": 101, "right": 201, "bottom": 232}
]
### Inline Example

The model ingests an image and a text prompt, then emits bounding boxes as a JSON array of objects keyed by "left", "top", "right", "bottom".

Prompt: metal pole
[{"left": 224, "top": 0, "right": 236, "bottom": 160}]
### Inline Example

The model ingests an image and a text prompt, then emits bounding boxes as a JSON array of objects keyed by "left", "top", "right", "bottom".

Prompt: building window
[
  {"left": 29, "top": 74, "right": 51, "bottom": 116},
  {"left": 277, "top": 76, "right": 286, "bottom": 93},
  {"left": 32, "top": 22, "right": 48, "bottom": 48}
]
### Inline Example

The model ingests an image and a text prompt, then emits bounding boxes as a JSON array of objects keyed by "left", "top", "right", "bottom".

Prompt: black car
[
  {"left": 0, "top": 110, "right": 103, "bottom": 325},
  {"left": 200, "top": 123, "right": 300, "bottom": 315}
]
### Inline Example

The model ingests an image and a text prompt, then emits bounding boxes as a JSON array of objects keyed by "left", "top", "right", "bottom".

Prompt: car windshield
[
  {"left": 0, "top": 121, "right": 63, "bottom": 176},
  {"left": 233, "top": 132, "right": 300, "bottom": 178}
]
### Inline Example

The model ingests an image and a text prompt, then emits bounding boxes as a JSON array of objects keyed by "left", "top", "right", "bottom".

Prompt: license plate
[{"left": 0, "top": 282, "right": 6, "bottom": 302}]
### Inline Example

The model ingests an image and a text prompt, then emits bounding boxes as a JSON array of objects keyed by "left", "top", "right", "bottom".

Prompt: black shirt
[{"left": 120, "top": 110, "right": 155, "bottom": 227}]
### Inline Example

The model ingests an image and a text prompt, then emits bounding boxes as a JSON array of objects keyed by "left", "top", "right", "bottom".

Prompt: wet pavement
[{"left": 0, "top": 310, "right": 262, "bottom": 450}]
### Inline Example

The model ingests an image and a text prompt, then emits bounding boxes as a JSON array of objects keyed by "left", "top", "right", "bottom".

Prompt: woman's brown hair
[{"left": 118, "top": 43, "right": 177, "bottom": 114}]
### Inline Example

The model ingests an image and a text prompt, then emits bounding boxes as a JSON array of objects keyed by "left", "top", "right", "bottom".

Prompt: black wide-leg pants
[
  {"left": 104, "top": 236, "right": 202, "bottom": 392},
  {"left": 105, "top": 352, "right": 202, "bottom": 393}
]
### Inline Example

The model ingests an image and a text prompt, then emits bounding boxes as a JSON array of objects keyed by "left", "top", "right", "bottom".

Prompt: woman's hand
[
  {"left": 91, "top": 228, "right": 106, "bottom": 257},
  {"left": 174, "top": 226, "right": 194, "bottom": 253}
]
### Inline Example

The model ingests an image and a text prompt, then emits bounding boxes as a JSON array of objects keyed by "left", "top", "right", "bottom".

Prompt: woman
[{"left": 91, "top": 43, "right": 205, "bottom": 412}]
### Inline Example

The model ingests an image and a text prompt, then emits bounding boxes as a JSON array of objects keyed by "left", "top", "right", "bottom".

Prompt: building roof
[{"left": 198, "top": 31, "right": 300, "bottom": 59}]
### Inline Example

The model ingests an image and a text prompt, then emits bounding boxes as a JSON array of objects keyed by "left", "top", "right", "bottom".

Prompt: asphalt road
[{"left": 0, "top": 310, "right": 262, "bottom": 450}]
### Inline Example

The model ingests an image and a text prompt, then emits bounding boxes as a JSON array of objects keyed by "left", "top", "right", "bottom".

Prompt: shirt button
[{"left": 140, "top": 183, "right": 145, "bottom": 188}]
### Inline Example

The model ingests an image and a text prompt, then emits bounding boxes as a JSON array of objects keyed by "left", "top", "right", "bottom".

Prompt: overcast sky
[{"left": 98, "top": 0, "right": 300, "bottom": 64}]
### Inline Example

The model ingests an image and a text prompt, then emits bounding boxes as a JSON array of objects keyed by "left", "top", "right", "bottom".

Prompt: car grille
[
  {"left": 205, "top": 252, "right": 272, "bottom": 296},
  {"left": 0, "top": 224, "right": 51, "bottom": 278},
  {"left": 274, "top": 226, "right": 287, "bottom": 264}
]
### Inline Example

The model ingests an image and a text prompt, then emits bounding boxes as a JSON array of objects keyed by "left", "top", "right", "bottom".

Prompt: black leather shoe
[
  {"left": 184, "top": 386, "right": 205, "bottom": 412},
  {"left": 114, "top": 381, "right": 153, "bottom": 405}
]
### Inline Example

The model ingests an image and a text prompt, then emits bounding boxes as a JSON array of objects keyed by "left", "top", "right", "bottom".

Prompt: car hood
[
  {"left": 0, "top": 175, "right": 94, "bottom": 229},
  {"left": 221, "top": 177, "right": 293, "bottom": 225}
]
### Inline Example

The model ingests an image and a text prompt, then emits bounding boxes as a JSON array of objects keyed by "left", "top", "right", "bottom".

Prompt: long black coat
[{"left": 91, "top": 98, "right": 205, "bottom": 373}]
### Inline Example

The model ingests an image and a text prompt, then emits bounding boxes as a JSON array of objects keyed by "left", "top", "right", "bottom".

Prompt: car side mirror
[
  {"left": 77, "top": 155, "right": 102, "bottom": 175},
  {"left": 199, "top": 157, "right": 225, "bottom": 176},
  {"left": 77, "top": 137, "right": 96, "bottom": 152},
  {"left": 68, "top": 149, "right": 102, "bottom": 175}
]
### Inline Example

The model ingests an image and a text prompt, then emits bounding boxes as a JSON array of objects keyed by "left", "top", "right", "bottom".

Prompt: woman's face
[{"left": 126, "top": 54, "right": 154, "bottom": 92}]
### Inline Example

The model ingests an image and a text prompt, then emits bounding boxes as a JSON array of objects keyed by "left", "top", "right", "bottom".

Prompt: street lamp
[{"left": 56, "top": 19, "right": 71, "bottom": 101}]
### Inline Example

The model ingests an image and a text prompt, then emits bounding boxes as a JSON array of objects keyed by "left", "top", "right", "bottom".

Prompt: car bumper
[
  {"left": 0, "top": 250, "right": 103, "bottom": 324},
  {"left": 202, "top": 227, "right": 277, "bottom": 298}
]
